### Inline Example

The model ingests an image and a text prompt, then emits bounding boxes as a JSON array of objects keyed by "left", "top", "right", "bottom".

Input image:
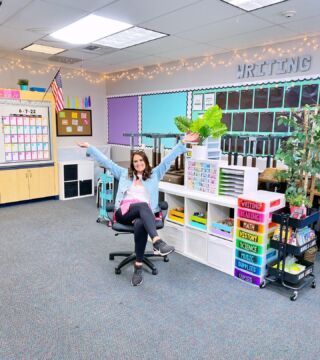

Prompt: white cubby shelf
[{"left": 159, "top": 181, "right": 237, "bottom": 276}]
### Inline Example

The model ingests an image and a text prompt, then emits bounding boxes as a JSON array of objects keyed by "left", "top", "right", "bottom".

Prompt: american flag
[{"left": 51, "top": 70, "right": 64, "bottom": 113}]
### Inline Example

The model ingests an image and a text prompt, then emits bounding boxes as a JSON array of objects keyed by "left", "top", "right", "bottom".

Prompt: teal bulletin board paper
[{"left": 141, "top": 92, "right": 187, "bottom": 148}]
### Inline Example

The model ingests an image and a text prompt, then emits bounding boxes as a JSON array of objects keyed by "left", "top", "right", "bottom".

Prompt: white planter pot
[{"left": 191, "top": 145, "right": 207, "bottom": 160}]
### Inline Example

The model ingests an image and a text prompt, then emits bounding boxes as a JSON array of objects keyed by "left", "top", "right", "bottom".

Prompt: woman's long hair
[{"left": 128, "top": 150, "right": 152, "bottom": 180}]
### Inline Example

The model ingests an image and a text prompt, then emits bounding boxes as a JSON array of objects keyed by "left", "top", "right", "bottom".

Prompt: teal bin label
[{"left": 236, "top": 249, "right": 263, "bottom": 265}]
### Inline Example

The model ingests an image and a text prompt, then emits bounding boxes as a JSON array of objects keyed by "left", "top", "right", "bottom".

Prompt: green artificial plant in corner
[
  {"left": 174, "top": 105, "right": 227, "bottom": 145},
  {"left": 276, "top": 105, "right": 320, "bottom": 208}
]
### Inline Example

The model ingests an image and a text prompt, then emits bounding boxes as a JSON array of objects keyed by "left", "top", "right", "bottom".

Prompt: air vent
[
  {"left": 83, "top": 45, "right": 101, "bottom": 51},
  {"left": 48, "top": 55, "right": 82, "bottom": 64}
]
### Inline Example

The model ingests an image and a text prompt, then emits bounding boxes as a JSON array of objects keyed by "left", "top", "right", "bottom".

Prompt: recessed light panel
[
  {"left": 94, "top": 27, "right": 167, "bottom": 49},
  {"left": 221, "top": 0, "right": 287, "bottom": 11},
  {"left": 22, "top": 43, "right": 65, "bottom": 55},
  {"left": 50, "top": 14, "right": 132, "bottom": 45}
]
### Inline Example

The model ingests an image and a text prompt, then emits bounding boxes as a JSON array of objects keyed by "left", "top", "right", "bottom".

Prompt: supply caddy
[{"left": 260, "top": 208, "right": 319, "bottom": 301}]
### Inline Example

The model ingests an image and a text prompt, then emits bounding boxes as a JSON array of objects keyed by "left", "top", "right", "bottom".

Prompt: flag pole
[{"left": 40, "top": 67, "right": 61, "bottom": 103}]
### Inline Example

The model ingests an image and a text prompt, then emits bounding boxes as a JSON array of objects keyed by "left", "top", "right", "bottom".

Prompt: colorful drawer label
[
  {"left": 235, "top": 259, "right": 262, "bottom": 275},
  {"left": 236, "top": 249, "right": 262, "bottom": 265},
  {"left": 234, "top": 268, "right": 261, "bottom": 286},
  {"left": 237, "top": 209, "right": 265, "bottom": 223},
  {"left": 237, "top": 219, "right": 264, "bottom": 233},
  {"left": 236, "top": 229, "right": 264, "bottom": 244},
  {"left": 238, "top": 198, "right": 265, "bottom": 212},
  {"left": 236, "top": 239, "right": 263, "bottom": 255}
]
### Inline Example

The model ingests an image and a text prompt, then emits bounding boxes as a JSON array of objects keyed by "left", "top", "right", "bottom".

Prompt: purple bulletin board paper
[{"left": 108, "top": 96, "right": 139, "bottom": 145}]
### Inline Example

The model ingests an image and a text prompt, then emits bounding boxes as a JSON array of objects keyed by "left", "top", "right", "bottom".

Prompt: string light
[{"left": 0, "top": 35, "right": 318, "bottom": 84}]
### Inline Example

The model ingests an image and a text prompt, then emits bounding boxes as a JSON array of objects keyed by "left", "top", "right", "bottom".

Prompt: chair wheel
[
  {"left": 311, "top": 280, "right": 316, "bottom": 289},
  {"left": 96, "top": 218, "right": 101, "bottom": 223},
  {"left": 259, "top": 280, "right": 267, "bottom": 289},
  {"left": 290, "top": 291, "right": 298, "bottom": 301},
  {"left": 115, "top": 268, "right": 121, "bottom": 275},
  {"left": 109, "top": 255, "right": 114, "bottom": 260},
  {"left": 152, "top": 269, "right": 158, "bottom": 275},
  {"left": 163, "top": 256, "right": 169, "bottom": 262}
]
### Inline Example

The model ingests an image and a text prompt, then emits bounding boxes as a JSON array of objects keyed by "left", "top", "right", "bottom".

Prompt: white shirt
[{"left": 124, "top": 175, "right": 150, "bottom": 204}]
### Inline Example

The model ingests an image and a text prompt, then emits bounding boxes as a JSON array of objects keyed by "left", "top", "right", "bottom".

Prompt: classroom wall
[
  {"left": 0, "top": 59, "right": 107, "bottom": 148},
  {"left": 106, "top": 36, "right": 320, "bottom": 96}
]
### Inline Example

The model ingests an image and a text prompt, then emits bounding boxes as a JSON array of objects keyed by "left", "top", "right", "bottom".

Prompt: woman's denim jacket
[{"left": 87, "top": 142, "right": 186, "bottom": 213}]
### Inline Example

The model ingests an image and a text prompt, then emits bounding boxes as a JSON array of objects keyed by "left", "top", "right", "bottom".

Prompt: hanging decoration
[{"left": 0, "top": 35, "right": 318, "bottom": 84}]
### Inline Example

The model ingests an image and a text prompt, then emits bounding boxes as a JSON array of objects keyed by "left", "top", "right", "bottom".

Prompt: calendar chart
[{"left": 0, "top": 101, "right": 52, "bottom": 165}]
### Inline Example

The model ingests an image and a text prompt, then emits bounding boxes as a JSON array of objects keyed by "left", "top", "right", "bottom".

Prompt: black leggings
[{"left": 115, "top": 202, "right": 158, "bottom": 262}]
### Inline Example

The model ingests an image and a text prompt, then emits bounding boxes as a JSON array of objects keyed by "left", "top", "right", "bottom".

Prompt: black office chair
[{"left": 106, "top": 201, "right": 169, "bottom": 275}]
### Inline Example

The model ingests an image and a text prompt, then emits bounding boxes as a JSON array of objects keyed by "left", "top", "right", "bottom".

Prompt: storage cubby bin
[
  {"left": 165, "top": 193, "right": 185, "bottom": 225},
  {"left": 208, "top": 203, "right": 234, "bottom": 241},
  {"left": 158, "top": 221, "right": 185, "bottom": 253},
  {"left": 186, "top": 198, "right": 208, "bottom": 232},
  {"left": 186, "top": 228, "right": 207, "bottom": 262},
  {"left": 208, "top": 235, "right": 234, "bottom": 275}
]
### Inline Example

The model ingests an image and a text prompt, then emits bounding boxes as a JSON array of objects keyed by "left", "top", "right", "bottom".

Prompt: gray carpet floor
[{"left": 0, "top": 197, "right": 319, "bottom": 360}]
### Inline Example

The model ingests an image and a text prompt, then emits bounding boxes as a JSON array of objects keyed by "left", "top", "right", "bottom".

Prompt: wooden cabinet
[{"left": 0, "top": 166, "right": 57, "bottom": 204}]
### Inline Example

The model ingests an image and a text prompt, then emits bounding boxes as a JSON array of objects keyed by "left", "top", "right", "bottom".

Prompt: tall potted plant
[
  {"left": 174, "top": 105, "right": 227, "bottom": 160},
  {"left": 276, "top": 105, "right": 320, "bottom": 215}
]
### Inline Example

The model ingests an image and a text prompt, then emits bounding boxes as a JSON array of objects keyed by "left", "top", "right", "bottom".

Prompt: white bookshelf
[{"left": 158, "top": 181, "right": 238, "bottom": 275}]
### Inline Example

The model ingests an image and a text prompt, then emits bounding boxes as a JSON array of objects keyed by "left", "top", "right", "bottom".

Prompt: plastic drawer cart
[
  {"left": 96, "top": 169, "right": 114, "bottom": 224},
  {"left": 260, "top": 209, "right": 319, "bottom": 301}
]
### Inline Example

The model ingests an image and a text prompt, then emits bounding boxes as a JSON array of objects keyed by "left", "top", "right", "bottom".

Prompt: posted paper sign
[
  {"left": 192, "top": 94, "right": 203, "bottom": 111},
  {"left": 204, "top": 93, "right": 215, "bottom": 109}
]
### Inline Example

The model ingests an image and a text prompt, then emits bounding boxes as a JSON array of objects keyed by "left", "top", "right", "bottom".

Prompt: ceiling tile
[
  {"left": 209, "top": 25, "right": 296, "bottom": 50},
  {"left": 95, "top": 0, "right": 202, "bottom": 26},
  {"left": 280, "top": 16, "right": 320, "bottom": 36},
  {"left": 3, "top": 0, "right": 86, "bottom": 33},
  {"left": 0, "top": 25, "right": 42, "bottom": 50},
  {"left": 178, "top": 13, "right": 274, "bottom": 43},
  {"left": 139, "top": 0, "right": 245, "bottom": 35},
  {"left": 158, "top": 44, "right": 227, "bottom": 61},
  {"left": 0, "top": 0, "right": 32, "bottom": 24},
  {"left": 125, "top": 36, "right": 198, "bottom": 56},
  {"left": 42, "top": 0, "right": 116, "bottom": 13},
  {"left": 253, "top": 0, "right": 320, "bottom": 25}
]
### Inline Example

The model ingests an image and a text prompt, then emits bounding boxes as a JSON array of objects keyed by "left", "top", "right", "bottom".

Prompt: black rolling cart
[{"left": 260, "top": 209, "right": 319, "bottom": 301}]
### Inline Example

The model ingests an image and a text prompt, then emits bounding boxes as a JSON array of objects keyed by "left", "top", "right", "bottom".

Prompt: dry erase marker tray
[
  {"left": 270, "top": 238, "right": 317, "bottom": 256},
  {"left": 267, "top": 259, "right": 314, "bottom": 284},
  {"left": 271, "top": 208, "right": 320, "bottom": 229}
]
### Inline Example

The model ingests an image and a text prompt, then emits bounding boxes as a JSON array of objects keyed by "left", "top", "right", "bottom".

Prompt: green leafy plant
[
  {"left": 276, "top": 105, "right": 320, "bottom": 208},
  {"left": 17, "top": 79, "right": 29, "bottom": 86},
  {"left": 174, "top": 105, "right": 227, "bottom": 144}
]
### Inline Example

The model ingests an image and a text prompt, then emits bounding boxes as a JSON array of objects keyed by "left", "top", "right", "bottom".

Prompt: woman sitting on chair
[{"left": 77, "top": 132, "right": 198, "bottom": 286}]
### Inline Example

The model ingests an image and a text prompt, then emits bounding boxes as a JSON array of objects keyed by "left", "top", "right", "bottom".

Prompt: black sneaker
[
  {"left": 153, "top": 239, "right": 175, "bottom": 256},
  {"left": 131, "top": 265, "right": 143, "bottom": 286}
]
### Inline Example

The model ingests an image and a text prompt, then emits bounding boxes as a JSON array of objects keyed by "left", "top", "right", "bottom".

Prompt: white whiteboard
[{"left": 0, "top": 99, "right": 53, "bottom": 166}]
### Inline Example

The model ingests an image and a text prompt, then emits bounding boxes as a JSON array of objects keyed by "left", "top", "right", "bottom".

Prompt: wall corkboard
[{"left": 56, "top": 109, "right": 92, "bottom": 136}]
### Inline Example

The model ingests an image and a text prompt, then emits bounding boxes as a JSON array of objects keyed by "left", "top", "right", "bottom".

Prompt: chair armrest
[
  {"left": 159, "top": 201, "right": 168, "bottom": 211},
  {"left": 159, "top": 201, "right": 168, "bottom": 220}
]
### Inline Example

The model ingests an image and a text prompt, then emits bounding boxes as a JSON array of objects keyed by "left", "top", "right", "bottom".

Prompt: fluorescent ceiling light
[
  {"left": 221, "top": 0, "right": 287, "bottom": 11},
  {"left": 93, "top": 27, "right": 167, "bottom": 49},
  {"left": 22, "top": 43, "right": 65, "bottom": 55},
  {"left": 50, "top": 14, "right": 132, "bottom": 45}
]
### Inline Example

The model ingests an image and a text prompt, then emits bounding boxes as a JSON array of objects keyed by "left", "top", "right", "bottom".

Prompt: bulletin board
[
  {"left": 0, "top": 99, "right": 52, "bottom": 164},
  {"left": 56, "top": 108, "right": 92, "bottom": 136},
  {"left": 141, "top": 92, "right": 188, "bottom": 148}
]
